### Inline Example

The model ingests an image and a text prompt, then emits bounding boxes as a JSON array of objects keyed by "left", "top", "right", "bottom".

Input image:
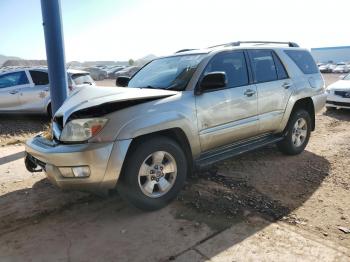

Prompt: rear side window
[
  {"left": 71, "top": 73, "right": 94, "bottom": 85},
  {"left": 248, "top": 50, "right": 277, "bottom": 83},
  {"left": 284, "top": 50, "right": 318, "bottom": 74},
  {"left": 272, "top": 52, "right": 288, "bottom": 80},
  {"left": 29, "top": 70, "right": 49, "bottom": 85},
  {"left": 0, "top": 71, "right": 29, "bottom": 89},
  {"left": 205, "top": 51, "right": 249, "bottom": 88}
]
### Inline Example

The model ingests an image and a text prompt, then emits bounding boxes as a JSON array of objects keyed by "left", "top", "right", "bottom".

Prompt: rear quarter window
[
  {"left": 29, "top": 70, "right": 49, "bottom": 85},
  {"left": 284, "top": 50, "right": 319, "bottom": 74}
]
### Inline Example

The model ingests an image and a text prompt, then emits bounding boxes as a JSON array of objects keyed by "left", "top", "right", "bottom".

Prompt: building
[{"left": 311, "top": 46, "right": 350, "bottom": 63}]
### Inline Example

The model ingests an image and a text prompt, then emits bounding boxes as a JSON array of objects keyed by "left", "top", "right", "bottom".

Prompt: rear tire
[
  {"left": 117, "top": 136, "right": 187, "bottom": 211},
  {"left": 277, "top": 109, "right": 311, "bottom": 155}
]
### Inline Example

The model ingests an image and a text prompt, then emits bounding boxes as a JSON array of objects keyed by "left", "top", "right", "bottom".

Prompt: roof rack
[
  {"left": 175, "top": 49, "right": 197, "bottom": 53},
  {"left": 209, "top": 41, "right": 299, "bottom": 48}
]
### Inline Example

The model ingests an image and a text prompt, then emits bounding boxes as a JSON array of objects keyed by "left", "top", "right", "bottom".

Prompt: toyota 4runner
[{"left": 25, "top": 41, "right": 327, "bottom": 210}]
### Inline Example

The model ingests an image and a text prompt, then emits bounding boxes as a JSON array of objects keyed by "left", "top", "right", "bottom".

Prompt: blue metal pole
[{"left": 40, "top": 0, "right": 68, "bottom": 115}]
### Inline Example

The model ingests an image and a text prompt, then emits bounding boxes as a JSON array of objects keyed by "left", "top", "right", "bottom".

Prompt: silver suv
[{"left": 25, "top": 41, "right": 327, "bottom": 210}]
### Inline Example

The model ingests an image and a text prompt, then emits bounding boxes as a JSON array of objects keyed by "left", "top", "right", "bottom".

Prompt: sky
[{"left": 0, "top": 0, "right": 349, "bottom": 62}]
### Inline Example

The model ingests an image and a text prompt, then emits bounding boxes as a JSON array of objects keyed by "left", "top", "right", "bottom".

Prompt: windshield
[
  {"left": 343, "top": 74, "right": 350, "bottom": 80},
  {"left": 128, "top": 54, "right": 205, "bottom": 91}
]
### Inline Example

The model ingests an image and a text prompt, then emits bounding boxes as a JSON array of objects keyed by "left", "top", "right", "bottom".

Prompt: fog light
[
  {"left": 72, "top": 166, "right": 90, "bottom": 178},
  {"left": 59, "top": 167, "right": 74, "bottom": 178}
]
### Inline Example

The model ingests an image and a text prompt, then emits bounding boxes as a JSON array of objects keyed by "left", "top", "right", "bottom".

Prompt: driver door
[
  {"left": 195, "top": 51, "right": 259, "bottom": 152},
  {"left": 18, "top": 70, "right": 50, "bottom": 112}
]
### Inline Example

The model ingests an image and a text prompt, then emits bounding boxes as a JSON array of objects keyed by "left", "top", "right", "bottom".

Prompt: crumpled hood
[
  {"left": 55, "top": 85, "right": 178, "bottom": 124},
  {"left": 327, "top": 80, "right": 350, "bottom": 91}
]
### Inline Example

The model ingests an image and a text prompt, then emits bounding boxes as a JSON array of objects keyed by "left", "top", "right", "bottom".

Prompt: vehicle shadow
[
  {"left": 0, "top": 146, "right": 331, "bottom": 261},
  {"left": 177, "top": 146, "right": 331, "bottom": 259},
  {"left": 0, "top": 150, "right": 25, "bottom": 165},
  {"left": 323, "top": 108, "right": 350, "bottom": 121}
]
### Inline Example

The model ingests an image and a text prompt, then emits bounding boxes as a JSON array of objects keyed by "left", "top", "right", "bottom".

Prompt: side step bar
[{"left": 195, "top": 135, "right": 284, "bottom": 169}]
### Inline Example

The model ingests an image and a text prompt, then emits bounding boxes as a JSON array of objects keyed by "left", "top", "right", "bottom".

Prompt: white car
[
  {"left": 326, "top": 74, "right": 350, "bottom": 110},
  {"left": 333, "top": 63, "right": 349, "bottom": 73},
  {"left": 0, "top": 67, "right": 95, "bottom": 116}
]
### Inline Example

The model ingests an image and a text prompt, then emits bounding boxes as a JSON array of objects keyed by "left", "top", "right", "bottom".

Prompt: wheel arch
[
  {"left": 291, "top": 97, "right": 315, "bottom": 131},
  {"left": 280, "top": 97, "right": 315, "bottom": 133},
  {"left": 119, "top": 128, "right": 194, "bottom": 182}
]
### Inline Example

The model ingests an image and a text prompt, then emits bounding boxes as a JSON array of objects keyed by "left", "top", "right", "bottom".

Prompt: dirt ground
[{"left": 0, "top": 74, "right": 349, "bottom": 261}]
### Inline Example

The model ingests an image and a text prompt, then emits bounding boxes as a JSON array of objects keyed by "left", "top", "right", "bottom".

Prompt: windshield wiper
[{"left": 135, "top": 85, "right": 159, "bottom": 89}]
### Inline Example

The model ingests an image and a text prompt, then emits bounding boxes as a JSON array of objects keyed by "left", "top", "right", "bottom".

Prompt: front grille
[
  {"left": 52, "top": 116, "right": 63, "bottom": 140},
  {"left": 334, "top": 91, "right": 350, "bottom": 98},
  {"left": 53, "top": 116, "right": 64, "bottom": 130},
  {"left": 326, "top": 100, "right": 350, "bottom": 107}
]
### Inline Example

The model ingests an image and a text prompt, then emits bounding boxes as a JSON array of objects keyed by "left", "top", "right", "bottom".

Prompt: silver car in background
[
  {"left": 84, "top": 67, "right": 108, "bottom": 80},
  {"left": 0, "top": 67, "right": 95, "bottom": 116},
  {"left": 333, "top": 63, "right": 350, "bottom": 73},
  {"left": 114, "top": 66, "right": 141, "bottom": 80}
]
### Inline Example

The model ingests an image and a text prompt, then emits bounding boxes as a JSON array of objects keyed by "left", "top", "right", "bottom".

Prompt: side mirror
[
  {"left": 196, "top": 72, "right": 227, "bottom": 95},
  {"left": 116, "top": 76, "right": 130, "bottom": 87}
]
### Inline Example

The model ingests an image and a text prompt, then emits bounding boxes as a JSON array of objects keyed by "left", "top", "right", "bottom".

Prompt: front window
[
  {"left": 128, "top": 54, "right": 205, "bottom": 91},
  {"left": 0, "top": 71, "right": 29, "bottom": 89},
  {"left": 204, "top": 51, "right": 249, "bottom": 88}
]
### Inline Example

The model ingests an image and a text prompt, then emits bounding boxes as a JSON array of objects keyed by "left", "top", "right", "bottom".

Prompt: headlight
[{"left": 60, "top": 118, "right": 108, "bottom": 142}]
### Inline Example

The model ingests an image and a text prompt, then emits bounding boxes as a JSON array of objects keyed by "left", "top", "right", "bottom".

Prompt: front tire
[
  {"left": 117, "top": 136, "right": 187, "bottom": 211},
  {"left": 277, "top": 109, "right": 311, "bottom": 155}
]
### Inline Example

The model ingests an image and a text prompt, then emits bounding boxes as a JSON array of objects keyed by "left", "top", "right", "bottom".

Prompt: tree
[{"left": 128, "top": 59, "right": 135, "bottom": 66}]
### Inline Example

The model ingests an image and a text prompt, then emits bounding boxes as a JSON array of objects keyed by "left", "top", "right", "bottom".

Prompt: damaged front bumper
[{"left": 25, "top": 135, "right": 131, "bottom": 195}]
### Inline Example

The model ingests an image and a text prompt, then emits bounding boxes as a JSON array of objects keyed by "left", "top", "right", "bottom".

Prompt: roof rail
[
  {"left": 209, "top": 41, "right": 299, "bottom": 48},
  {"left": 175, "top": 49, "right": 197, "bottom": 53}
]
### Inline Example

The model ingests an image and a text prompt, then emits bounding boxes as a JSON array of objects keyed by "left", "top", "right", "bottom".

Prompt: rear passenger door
[
  {"left": 195, "top": 51, "right": 258, "bottom": 152},
  {"left": 19, "top": 70, "right": 50, "bottom": 112},
  {"left": 248, "top": 50, "right": 293, "bottom": 134}
]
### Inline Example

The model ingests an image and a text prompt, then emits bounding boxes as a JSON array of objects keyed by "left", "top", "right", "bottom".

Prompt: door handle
[
  {"left": 244, "top": 89, "right": 256, "bottom": 97},
  {"left": 282, "top": 82, "right": 292, "bottom": 89},
  {"left": 9, "top": 90, "right": 19, "bottom": 95}
]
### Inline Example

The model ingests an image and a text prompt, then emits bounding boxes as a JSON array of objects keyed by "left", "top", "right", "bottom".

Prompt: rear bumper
[{"left": 25, "top": 136, "right": 131, "bottom": 194}]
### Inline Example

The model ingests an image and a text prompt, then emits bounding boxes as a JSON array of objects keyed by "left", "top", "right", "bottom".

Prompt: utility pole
[{"left": 41, "top": 0, "right": 68, "bottom": 116}]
